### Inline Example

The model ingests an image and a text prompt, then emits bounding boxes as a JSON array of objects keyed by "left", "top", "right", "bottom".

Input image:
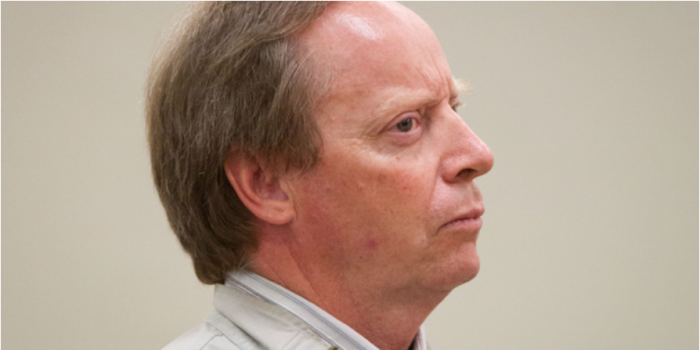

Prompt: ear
[{"left": 224, "top": 155, "right": 295, "bottom": 225}]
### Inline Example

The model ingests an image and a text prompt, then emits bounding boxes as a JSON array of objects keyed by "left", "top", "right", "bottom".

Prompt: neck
[{"left": 252, "top": 222, "right": 449, "bottom": 350}]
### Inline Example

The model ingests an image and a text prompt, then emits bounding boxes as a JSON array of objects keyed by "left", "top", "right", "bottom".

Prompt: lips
[{"left": 441, "top": 207, "right": 485, "bottom": 229}]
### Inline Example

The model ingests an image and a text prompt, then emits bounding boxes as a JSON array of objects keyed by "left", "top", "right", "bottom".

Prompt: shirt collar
[{"left": 225, "top": 270, "right": 429, "bottom": 350}]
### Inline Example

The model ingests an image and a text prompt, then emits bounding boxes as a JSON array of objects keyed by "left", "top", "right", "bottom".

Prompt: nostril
[{"left": 456, "top": 168, "right": 475, "bottom": 180}]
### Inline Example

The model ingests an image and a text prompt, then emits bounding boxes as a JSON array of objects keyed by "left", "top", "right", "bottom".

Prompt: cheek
[{"left": 293, "top": 156, "right": 435, "bottom": 255}]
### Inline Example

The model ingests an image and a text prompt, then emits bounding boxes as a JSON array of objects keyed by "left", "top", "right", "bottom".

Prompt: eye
[
  {"left": 451, "top": 102, "right": 462, "bottom": 112},
  {"left": 396, "top": 118, "right": 414, "bottom": 132}
]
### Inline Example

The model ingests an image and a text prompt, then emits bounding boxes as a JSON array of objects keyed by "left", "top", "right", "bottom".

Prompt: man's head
[
  {"left": 237, "top": 1, "right": 494, "bottom": 297},
  {"left": 148, "top": 2, "right": 493, "bottom": 290}
]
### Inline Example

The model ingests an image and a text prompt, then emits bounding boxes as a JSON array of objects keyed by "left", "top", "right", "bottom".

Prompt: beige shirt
[{"left": 163, "top": 271, "right": 430, "bottom": 350}]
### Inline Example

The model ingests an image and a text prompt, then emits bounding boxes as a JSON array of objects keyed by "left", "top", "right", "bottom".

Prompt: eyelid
[{"left": 386, "top": 111, "right": 422, "bottom": 132}]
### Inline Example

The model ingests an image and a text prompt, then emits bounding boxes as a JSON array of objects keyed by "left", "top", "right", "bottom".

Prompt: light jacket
[{"left": 163, "top": 271, "right": 429, "bottom": 350}]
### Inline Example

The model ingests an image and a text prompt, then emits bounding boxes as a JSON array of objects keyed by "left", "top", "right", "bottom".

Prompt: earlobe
[{"left": 224, "top": 155, "right": 295, "bottom": 225}]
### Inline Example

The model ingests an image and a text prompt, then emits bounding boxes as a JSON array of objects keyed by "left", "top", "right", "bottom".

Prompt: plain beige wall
[{"left": 3, "top": 2, "right": 697, "bottom": 349}]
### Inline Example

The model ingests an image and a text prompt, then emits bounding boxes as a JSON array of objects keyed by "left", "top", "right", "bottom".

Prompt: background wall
[{"left": 3, "top": 2, "right": 697, "bottom": 349}]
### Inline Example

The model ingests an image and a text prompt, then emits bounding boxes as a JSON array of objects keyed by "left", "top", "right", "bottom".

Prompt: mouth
[{"left": 441, "top": 207, "right": 485, "bottom": 230}]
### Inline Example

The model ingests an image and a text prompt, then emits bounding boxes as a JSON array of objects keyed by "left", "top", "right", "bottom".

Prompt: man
[{"left": 148, "top": 2, "right": 493, "bottom": 350}]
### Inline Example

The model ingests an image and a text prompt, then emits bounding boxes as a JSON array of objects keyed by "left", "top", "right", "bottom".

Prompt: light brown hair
[{"left": 146, "top": 2, "right": 329, "bottom": 284}]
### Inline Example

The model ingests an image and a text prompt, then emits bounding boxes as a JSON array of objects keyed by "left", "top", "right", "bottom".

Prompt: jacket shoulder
[{"left": 162, "top": 312, "right": 251, "bottom": 350}]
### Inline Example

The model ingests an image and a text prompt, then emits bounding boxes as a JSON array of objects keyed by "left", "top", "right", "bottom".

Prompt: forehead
[{"left": 299, "top": 2, "right": 454, "bottom": 121}]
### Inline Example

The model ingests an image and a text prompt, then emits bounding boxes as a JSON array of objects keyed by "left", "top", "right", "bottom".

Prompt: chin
[
  {"left": 427, "top": 244, "right": 480, "bottom": 291},
  {"left": 453, "top": 255, "right": 481, "bottom": 286}
]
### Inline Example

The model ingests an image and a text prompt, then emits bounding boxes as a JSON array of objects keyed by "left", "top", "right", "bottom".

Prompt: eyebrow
[
  {"left": 374, "top": 77, "right": 471, "bottom": 123},
  {"left": 452, "top": 77, "right": 471, "bottom": 99}
]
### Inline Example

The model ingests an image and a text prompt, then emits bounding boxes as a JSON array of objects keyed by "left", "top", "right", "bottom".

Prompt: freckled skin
[{"left": 252, "top": 2, "right": 494, "bottom": 350}]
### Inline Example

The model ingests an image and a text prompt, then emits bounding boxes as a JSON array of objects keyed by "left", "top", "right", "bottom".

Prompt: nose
[{"left": 440, "top": 110, "right": 494, "bottom": 183}]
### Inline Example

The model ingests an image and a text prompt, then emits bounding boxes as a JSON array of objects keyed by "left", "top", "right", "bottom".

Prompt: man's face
[{"left": 285, "top": 2, "right": 493, "bottom": 297}]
